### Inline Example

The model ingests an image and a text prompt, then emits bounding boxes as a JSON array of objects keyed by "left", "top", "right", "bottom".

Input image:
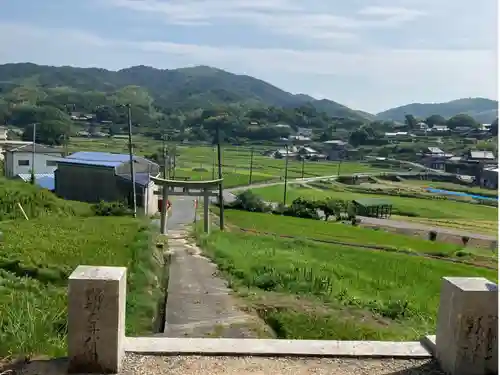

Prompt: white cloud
[
  {"left": 0, "top": 22, "right": 496, "bottom": 112},
  {"left": 358, "top": 6, "right": 425, "bottom": 23},
  {"left": 102, "top": 0, "right": 426, "bottom": 44}
]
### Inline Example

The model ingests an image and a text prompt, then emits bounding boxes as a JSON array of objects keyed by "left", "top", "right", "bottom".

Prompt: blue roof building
[{"left": 55, "top": 151, "right": 160, "bottom": 215}]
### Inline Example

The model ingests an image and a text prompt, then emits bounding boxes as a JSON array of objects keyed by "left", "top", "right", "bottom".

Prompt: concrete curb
[{"left": 124, "top": 337, "right": 433, "bottom": 358}]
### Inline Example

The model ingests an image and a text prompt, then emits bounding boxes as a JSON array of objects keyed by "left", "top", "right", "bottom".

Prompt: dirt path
[
  {"left": 162, "top": 226, "right": 267, "bottom": 338},
  {"left": 12, "top": 355, "right": 445, "bottom": 374},
  {"left": 359, "top": 216, "right": 497, "bottom": 242}
]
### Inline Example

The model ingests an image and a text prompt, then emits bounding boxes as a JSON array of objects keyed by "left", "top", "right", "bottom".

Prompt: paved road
[{"left": 163, "top": 175, "right": 336, "bottom": 230}]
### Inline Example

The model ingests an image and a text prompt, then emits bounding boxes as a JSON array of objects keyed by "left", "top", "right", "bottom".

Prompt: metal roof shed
[{"left": 352, "top": 198, "right": 392, "bottom": 219}]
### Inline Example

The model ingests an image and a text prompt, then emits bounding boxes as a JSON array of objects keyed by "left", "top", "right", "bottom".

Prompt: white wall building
[{"left": 4, "top": 143, "right": 63, "bottom": 178}]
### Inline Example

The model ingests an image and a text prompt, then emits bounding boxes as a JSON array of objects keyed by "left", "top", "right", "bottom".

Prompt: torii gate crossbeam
[{"left": 150, "top": 176, "right": 223, "bottom": 235}]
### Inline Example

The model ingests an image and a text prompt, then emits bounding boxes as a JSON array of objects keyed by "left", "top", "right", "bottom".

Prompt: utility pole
[
  {"left": 216, "top": 124, "right": 224, "bottom": 230},
  {"left": 337, "top": 158, "right": 342, "bottom": 176},
  {"left": 31, "top": 123, "right": 36, "bottom": 184},
  {"left": 249, "top": 147, "right": 254, "bottom": 185},
  {"left": 212, "top": 146, "right": 216, "bottom": 180},
  {"left": 301, "top": 157, "right": 305, "bottom": 179},
  {"left": 126, "top": 104, "right": 137, "bottom": 218},
  {"left": 162, "top": 134, "right": 168, "bottom": 179},
  {"left": 283, "top": 143, "right": 289, "bottom": 205},
  {"left": 171, "top": 150, "right": 176, "bottom": 179}
]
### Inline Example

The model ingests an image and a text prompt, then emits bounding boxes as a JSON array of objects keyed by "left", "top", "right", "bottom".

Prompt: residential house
[
  {"left": 480, "top": 167, "right": 498, "bottom": 189},
  {"left": 384, "top": 131, "right": 408, "bottom": 137},
  {"left": 297, "top": 127, "right": 313, "bottom": 137},
  {"left": 421, "top": 147, "right": 447, "bottom": 170},
  {"left": 424, "top": 147, "right": 445, "bottom": 157},
  {"left": 274, "top": 124, "right": 291, "bottom": 129},
  {"left": 54, "top": 151, "right": 160, "bottom": 215},
  {"left": 466, "top": 150, "right": 496, "bottom": 164},
  {"left": 288, "top": 135, "right": 311, "bottom": 143},
  {"left": 273, "top": 146, "right": 298, "bottom": 159},
  {"left": 416, "top": 122, "right": 428, "bottom": 131},
  {"left": 323, "top": 140, "right": 348, "bottom": 161},
  {"left": 297, "top": 146, "right": 327, "bottom": 160},
  {"left": 70, "top": 112, "right": 95, "bottom": 121},
  {"left": 430, "top": 125, "right": 450, "bottom": 133},
  {"left": 4, "top": 143, "right": 63, "bottom": 178}
]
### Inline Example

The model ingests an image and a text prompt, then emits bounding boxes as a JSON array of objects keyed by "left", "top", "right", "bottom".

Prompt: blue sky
[{"left": 0, "top": 0, "right": 497, "bottom": 113}]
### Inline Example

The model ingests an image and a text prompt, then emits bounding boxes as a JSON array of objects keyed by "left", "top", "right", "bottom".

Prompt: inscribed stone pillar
[
  {"left": 68, "top": 266, "right": 127, "bottom": 374},
  {"left": 435, "top": 277, "right": 498, "bottom": 375}
]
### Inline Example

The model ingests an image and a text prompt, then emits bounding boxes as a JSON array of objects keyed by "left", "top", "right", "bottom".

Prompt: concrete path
[{"left": 162, "top": 224, "right": 264, "bottom": 338}]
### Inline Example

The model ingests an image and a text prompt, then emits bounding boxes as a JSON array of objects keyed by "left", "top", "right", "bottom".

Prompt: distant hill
[
  {"left": 376, "top": 98, "right": 498, "bottom": 124},
  {"left": 0, "top": 63, "right": 372, "bottom": 122}
]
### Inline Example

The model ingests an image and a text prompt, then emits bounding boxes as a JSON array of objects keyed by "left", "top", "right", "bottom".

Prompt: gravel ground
[{"left": 11, "top": 354, "right": 445, "bottom": 375}]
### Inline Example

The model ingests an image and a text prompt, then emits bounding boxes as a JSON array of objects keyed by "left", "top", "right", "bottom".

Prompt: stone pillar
[
  {"left": 68, "top": 266, "right": 127, "bottom": 374},
  {"left": 160, "top": 185, "right": 169, "bottom": 235},
  {"left": 435, "top": 277, "right": 498, "bottom": 375},
  {"left": 203, "top": 192, "right": 210, "bottom": 233}
]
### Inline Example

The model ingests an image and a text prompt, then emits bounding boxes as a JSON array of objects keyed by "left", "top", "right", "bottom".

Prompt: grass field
[
  {"left": 249, "top": 184, "right": 498, "bottom": 222},
  {"left": 0, "top": 215, "right": 162, "bottom": 358},
  {"left": 223, "top": 210, "right": 496, "bottom": 262},
  {"left": 197, "top": 229, "right": 497, "bottom": 340},
  {"left": 68, "top": 137, "right": 398, "bottom": 187}
]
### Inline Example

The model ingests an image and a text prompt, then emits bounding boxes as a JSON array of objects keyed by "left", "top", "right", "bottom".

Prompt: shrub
[
  {"left": 461, "top": 236, "right": 470, "bottom": 246},
  {"left": 92, "top": 201, "right": 132, "bottom": 216},
  {"left": 428, "top": 231, "right": 438, "bottom": 241},
  {"left": 230, "top": 190, "right": 271, "bottom": 213},
  {"left": 285, "top": 198, "right": 320, "bottom": 220},
  {"left": 272, "top": 203, "right": 287, "bottom": 215}
]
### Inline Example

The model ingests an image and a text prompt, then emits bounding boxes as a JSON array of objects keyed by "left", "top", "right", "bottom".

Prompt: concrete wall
[
  {"left": 115, "top": 158, "right": 160, "bottom": 176},
  {"left": 4, "top": 151, "right": 62, "bottom": 178},
  {"left": 143, "top": 181, "right": 159, "bottom": 216},
  {"left": 55, "top": 164, "right": 119, "bottom": 203}
]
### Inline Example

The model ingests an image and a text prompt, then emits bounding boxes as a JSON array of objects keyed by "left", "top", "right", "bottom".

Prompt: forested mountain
[
  {"left": 376, "top": 98, "right": 498, "bottom": 123},
  {"left": 0, "top": 62, "right": 495, "bottom": 146},
  {"left": 0, "top": 63, "right": 371, "bottom": 121}
]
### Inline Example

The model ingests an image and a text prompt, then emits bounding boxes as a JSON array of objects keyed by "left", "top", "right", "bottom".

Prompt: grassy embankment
[
  {"left": 196, "top": 211, "right": 497, "bottom": 341},
  {"left": 248, "top": 184, "right": 498, "bottom": 235},
  {"left": 0, "top": 180, "right": 164, "bottom": 358}
]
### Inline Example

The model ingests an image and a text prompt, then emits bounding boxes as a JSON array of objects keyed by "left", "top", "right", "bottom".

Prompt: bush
[
  {"left": 284, "top": 198, "right": 320, "bottom": 220},
  {"left": 461, "top": 236, "right": 470, "bottom": 246},
  {"left": 92, "top": 201, "right": 132, "bottom": 216},
  {"left": 229, "top": 190, "right": 271, "bottom": 213},
  {"left": 428, "top": 231, "right": 438, "bottom": 241}
]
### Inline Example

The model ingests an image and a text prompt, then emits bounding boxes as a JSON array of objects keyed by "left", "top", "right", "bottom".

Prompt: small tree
[
  {"left": 318, "top": 198, "right": 343, "bottom": 221},
  {"left": 231, "top": 190, "right": 270, "bottom": 213}
]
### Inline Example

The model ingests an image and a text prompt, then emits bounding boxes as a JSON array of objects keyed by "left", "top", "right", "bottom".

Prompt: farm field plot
[
  {"left": 197, "top": 230, "right": 497, "bottom": 341},
  {"left": 0, "top": 216, "right": 160, "bottom": 357},
  {"left": 250, "top": 184, "right": 498, "bottom": 222},
  {"left": 401, "top": 179, "right": 498, "bottom": 198},
  {"left": 223, "top": 210, "right": 497, "bottom": 262},
  {"left": 393, "top": 216, "right": 499, "bottom": 237},
  {"left": 69, "top": 138, "right": 392, "bottom": 186}
]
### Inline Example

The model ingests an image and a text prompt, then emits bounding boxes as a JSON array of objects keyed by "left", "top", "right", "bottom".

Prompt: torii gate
[{"left": 150, "top": 176, "right": 223, "bottom": 235}]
